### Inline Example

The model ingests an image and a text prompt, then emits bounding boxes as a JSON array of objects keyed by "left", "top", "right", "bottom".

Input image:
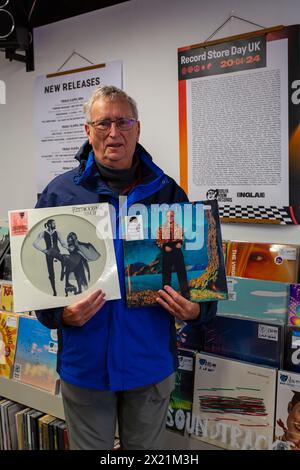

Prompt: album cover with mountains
[{"left": 123, "top": 200, "right": 228, "bottom": 307}]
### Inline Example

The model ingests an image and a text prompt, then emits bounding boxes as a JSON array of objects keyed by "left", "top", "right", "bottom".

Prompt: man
[
  {"left": 33, "top": 218, "right": 68, "bottom": 296},
  {"left": 156, "top": 210, "right": 190, "bottom": 299},
  {"left": 36, "top": 85, "right": 217, "bottom": 450},
  {"left": 62, "top": 231, "right": 100, "bottom": 296}
]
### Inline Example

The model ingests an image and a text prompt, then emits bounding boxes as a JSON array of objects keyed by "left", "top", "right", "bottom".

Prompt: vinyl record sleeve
[
  {"left": 203, "top": 314, "right": 284, "bottom": 368},
  {"left": 166, "top": 348, "right": 196, "bottom": 435},
  {"left": 273, "top": 370, "right": 300, "bottom": 450},
  {"left": 288, "top": 284, "right": 300, "bottom": 326},
  {"left": 0, "top": 312, "right": 19, "bottom": 379},
  {"left": 284, "top": 325, "right": 300, "bottom": 373},
  {"left": 0, "top": 225, "right": 9, "bottom": 267},
  {"left": 9, "top": 203, "right": 120, "bottom": 311},
  {"left": 123, "top": 200, "right": 228, "bottom": 307},
  {"left": 192, "top": 353, "right": 277, "bottom": 450},
  {"left": 226, "top": 241, "right": 299, "bottom": 283},
  {"left": 13, "top": 316, "right": 60, "bottom": 394},
  {"left": 217, "top": 276, "right": 289, "bottom": 324}
]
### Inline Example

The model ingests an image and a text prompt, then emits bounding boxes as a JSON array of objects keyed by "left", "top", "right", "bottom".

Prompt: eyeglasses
[{"left": 88, "top": 117, "right": 137, "bottom": 132}]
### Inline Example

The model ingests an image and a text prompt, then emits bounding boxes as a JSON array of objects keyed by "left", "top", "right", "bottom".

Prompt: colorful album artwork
[
  {"left": 13, "top": 316, "right": 60, "bottom": 394},
  {"left": 273, "top": 370, "right": 300, "bottom": 450},
  {"left": 123, "top": 200, "right": 228, "bottom": 307},
  {"left": 288, "top": 284, "right": 300, "bottom": 326},
  {"left": 9, "top": 203, "right": 120, "bottom": 311},
  {"left": 226, "top": 241, "right": 299, "bottom": 283},
  {"left": 166, "top": 348, "right": 196, "bottom": 435},
  {"left": 0, "top": 312, "right": 19, "bottom": 378},
  {"left": 192, "top": 353, "right": 277, "bottom": 450},
  {"left": 0, "top": 282, "right": 13, "bottom": 312}
]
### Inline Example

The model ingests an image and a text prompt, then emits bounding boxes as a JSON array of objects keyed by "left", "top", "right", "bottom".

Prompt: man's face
[
  {"left": 85, "top": 97, "right": 140, "bottom": 170},
  {"left": 50, "top": 221, "right": 56, "bottom": 230},
  {"left": 287, "top": 401, "right": 300, "bottom": 443},
  {"left": 167, "top": 211, "right": 175, "bottom": 223}
]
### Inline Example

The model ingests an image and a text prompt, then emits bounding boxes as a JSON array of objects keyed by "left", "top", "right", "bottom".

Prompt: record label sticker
[{"left": 125, "top": 215, "right": 144, "bottom": 241}]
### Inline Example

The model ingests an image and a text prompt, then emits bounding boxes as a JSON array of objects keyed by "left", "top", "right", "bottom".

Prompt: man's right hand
[{"left": 62, "top": 289, "right": 106, "bottom": 327}]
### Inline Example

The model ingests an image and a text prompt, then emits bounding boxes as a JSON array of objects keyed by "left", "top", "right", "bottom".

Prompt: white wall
[{"left": 1, "top": 0, "right": 300, "bottom": 245}]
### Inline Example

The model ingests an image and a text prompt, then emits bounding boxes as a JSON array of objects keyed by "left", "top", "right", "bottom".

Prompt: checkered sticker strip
[{"left": 219, "top": 205, "right": 294, "bottom": 224}]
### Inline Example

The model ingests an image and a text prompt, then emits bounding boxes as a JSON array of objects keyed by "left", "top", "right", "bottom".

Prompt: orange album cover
[
  {"left": 226, "top": 241, "right": 299, "bottom": 283},
  {"left": 0, "top": 312, "right": 19, "bottom": 378}
]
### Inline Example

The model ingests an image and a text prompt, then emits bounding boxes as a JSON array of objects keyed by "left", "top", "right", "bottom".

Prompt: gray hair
[{"left": 83, "top": 85, "right": 138, "bottom": 122}]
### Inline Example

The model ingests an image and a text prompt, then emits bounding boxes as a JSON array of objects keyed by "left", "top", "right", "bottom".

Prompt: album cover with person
[
  {"left": 273, "top": 370, "right": 300, "bottom": 450},
  {"left": 9, "top": 203, "right": 121, "bottom": 311},
  {"left": 123, "top": 200, "right": 228, "bottom": 307},
  {"left": 226, "top": 241, "right": 300, "bottom": 283}
]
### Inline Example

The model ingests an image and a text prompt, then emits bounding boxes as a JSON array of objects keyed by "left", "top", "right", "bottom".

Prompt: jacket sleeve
[
  {"left": 188, "top": 300, "right": 218, "bottom": 327},
  {"left": 35, "top": 307, "right": 65, "bottom": 330}
]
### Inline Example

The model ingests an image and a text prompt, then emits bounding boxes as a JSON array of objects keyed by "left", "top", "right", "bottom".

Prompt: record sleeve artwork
[
  {"left": 9, "top": 204, "right": 120, "bottom": 311},
  {"left": 123, "top": 200, "right": 227, "bottom": 307}
]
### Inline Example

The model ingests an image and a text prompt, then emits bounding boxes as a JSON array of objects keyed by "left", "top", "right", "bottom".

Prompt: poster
[
  {"left": 35, "top": 60, "right": 122, "bottom": 193},
  {"left": 178, "top": 25, "right": 300, "bottom": 224},
  {"left": 8, "top": 203, "right": 120, "bottom": 311}
]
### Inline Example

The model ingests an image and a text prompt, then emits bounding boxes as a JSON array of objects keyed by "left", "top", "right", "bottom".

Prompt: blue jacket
[{"left": 36, "top": 142, "right": 217, "bottom": 390}]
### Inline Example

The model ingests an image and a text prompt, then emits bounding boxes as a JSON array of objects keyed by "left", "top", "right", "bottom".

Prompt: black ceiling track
[{"left": 0, "top": 0, "right": 129, "bottom": 72}]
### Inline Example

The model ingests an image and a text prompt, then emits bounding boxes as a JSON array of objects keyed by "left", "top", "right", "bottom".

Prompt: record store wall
[{"left": 0, "top": 0, "right": 300, "bottom": 245}]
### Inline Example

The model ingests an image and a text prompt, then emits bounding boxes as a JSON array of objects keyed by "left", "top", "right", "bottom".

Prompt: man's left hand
[{"left": 156, "top": 285, "right": 200, "bottom": 321}]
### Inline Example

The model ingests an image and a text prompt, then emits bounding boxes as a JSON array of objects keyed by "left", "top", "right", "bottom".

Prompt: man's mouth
[{"left": 107, "top": 143, "right": 123, "bottom": 148}]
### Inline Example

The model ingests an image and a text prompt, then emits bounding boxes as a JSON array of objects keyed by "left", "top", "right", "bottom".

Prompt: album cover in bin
[{"left": 8, "top": 203, "right": 120, "bottom": 311}]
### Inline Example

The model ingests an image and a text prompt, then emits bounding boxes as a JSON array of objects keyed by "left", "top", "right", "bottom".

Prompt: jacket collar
[{"left": 73, "top": 141, "right": 168, "bottom": 202}]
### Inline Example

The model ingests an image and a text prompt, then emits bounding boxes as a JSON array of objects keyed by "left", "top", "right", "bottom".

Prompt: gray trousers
[{"left": 61, "top": 373, "right": 175, "bottom": 450}]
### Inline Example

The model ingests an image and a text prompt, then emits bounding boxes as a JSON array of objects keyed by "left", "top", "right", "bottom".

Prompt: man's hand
[
  {"left": 156, "top": 285, "right": 200, "bottom": 321},
  {"left": 62, "top": 289, "right": 106, "bottom": 327}
]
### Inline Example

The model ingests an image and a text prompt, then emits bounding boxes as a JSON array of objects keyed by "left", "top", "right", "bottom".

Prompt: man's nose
[{"left": 108, "top": 122, "right": 121, "bottom": 136}]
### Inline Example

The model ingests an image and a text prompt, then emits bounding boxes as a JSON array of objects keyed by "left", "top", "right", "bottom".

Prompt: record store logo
[
  {"left": 206, "top": 188, "right": 232, "bottom": 203},
  {"left": 258, "top": 324, "right": 278, "bottom": 341},
  {"left": 198, "top": 358, "right": 216, "bottom": 371},
  {"left": 279, "top": 374, "right": 288, "bottom": 383},
  {"left": 0, "top": 79, "right": 6, "bottom": 104}
]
